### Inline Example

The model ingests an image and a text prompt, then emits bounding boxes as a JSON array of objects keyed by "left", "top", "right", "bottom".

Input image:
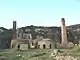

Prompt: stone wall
[{"left": 37, "top": 39, "right": 55, "bottom": 49}]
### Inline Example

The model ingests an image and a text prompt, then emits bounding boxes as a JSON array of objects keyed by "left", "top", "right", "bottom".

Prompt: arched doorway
[
  {"left": 32, "top": 42, "right": 34, "bottom": 46},
  {"left": 12, "top": 44, "right": 14, "bottom": 48},
  {"left": 43, "top": 44, "right": 46, "bottom": 49},
  {"left": 49, "top": 44, "right": 51, "bottom": 49},
  {"left": 17, "top": 44, "right": 20, "bottom": 49}
]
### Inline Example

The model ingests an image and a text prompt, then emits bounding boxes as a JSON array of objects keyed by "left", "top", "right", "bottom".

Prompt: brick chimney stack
[
  {"left": 13, "top": 21, "right": 16, "bottom": 39},
  {"left": 61, "top": 18, "right": 68, "bottom": 47}
]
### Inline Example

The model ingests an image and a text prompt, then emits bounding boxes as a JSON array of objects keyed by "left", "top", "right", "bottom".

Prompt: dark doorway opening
[
  {"left": 18, "top": 44, "right": 20, "bottom": 49},
  {"left": 12, "top": 44, "right": 14, "bottom": 48},
  {"left": 32, "top": 42, "right": 34, "bottom": 46},
  {"left": 43, "top": 44, "right": 46, "bottom": 49},
  {"left": 49, "top": 44, "right": 51, "bottom": 49}
]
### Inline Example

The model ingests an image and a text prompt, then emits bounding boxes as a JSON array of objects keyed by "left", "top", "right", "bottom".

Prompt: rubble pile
[{"left": 50, "top": 50, "right": 79, "bottom": 60}]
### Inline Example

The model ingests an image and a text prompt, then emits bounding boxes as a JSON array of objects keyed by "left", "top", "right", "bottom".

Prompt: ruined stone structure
[
  {"left": 37, "top": 38, "right": 55, "bottom": 49},
  {"left": 60, "top": 18, "right": 68, "bottom": 48},
  {"left": 10, "top": 21, "right": 32, "bottom": 49},
  {"left": 11, "top": 21, "right": 17, "bottom": 48},
  {"left": 31, "top": 36, "right": 55, "bottom": 49},
  {"left": 10, "top": 21, "right": 55, "bottom": 49},
  {"left": 10, "top": 18, "right": 69, "bottom": 49}
]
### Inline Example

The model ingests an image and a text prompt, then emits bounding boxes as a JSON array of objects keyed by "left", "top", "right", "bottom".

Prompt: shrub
[{"left": 73, "top": 45, "right": 80, "bottom": 52}]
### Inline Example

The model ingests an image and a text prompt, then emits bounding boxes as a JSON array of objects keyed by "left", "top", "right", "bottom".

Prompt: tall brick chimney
[
  {"left": 13, "top": 21, "right": 16, "bottom": 39},
  {"left": 61, "top": 18, "right": 68, "bottom": 47}
]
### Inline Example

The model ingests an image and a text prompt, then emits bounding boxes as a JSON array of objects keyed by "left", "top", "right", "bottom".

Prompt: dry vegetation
[{"left": 0, "top": 48, "right": 80, "bottom": 60}]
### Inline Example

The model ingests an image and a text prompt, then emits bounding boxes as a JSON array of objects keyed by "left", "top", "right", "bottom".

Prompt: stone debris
[
  {"left": 54, "top": 56, "right": 79, "bottom": 60},
  {"left": 53, "top": 50, "right": 58, "bottom": 55},
  {"left": 51, "top": 54, "right": 79, "bottom": 60},
  {"left": 16, "top": 54, "right": 22, "bottom": 57},
  {"left": 50, "top": 50, "right": 80, "bottom": 60}
]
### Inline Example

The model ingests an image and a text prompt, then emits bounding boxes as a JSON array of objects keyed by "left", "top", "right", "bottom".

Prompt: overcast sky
[{"left": 0, "top": 0, "right": 80, "bottom": 29}]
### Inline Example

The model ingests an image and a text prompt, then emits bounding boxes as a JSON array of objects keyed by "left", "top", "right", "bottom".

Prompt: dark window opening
[
  {"left": 32, "top": 42, "right": 34, "bottom": 46},
  {"left": 18, "top": 34, "right": 19, "bottom": 37},
  {"left": 23, "top": 35, "right": 26, "bottom": 39}
]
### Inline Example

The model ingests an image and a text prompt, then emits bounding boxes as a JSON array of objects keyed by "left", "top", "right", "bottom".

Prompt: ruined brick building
[
  {"left": 11, "top": 21, "right": 56, "bottom": 49},
  {"left": 10, "top": 18, "right": 76, "bottom": 49},
  {"left": 11, "top": 21, "right": 32, "bottom": 49}
]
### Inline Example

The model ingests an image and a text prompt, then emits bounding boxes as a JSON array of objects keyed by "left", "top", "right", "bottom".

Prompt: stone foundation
[
  {"left": 60, "top": 43, "right": 68, "bottom": 48},
  {"left": 11, "top": 39, "right": 30, "bottom": 49}
]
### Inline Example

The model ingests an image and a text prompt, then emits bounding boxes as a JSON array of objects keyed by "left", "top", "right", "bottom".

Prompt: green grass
[
  {"left": 0, "top": 48, "right": 80, "bottom": 60},
  {"left": 0, "top": 49, "right": 53, "bottom": 60}
]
